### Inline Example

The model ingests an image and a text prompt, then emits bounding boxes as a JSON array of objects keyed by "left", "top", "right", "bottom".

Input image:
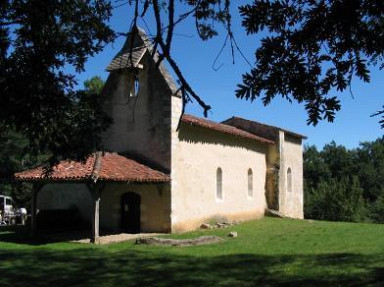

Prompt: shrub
[
  {"left": 369, "top": 195, "right": 384, "bottom": 223},
  {"left": 305, "top": 176, "right": 366, "bottom": 222}
]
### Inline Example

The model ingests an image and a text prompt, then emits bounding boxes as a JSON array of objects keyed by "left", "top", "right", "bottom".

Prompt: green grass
[{"left": 1, "top": 218, "right": 383, "bottom": 286}]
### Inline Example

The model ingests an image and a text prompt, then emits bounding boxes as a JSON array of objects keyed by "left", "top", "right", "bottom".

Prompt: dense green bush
[
  {"left": 304, "top": 137, "right": 384, "bottom": 223},
  {"left": 305, "top": 176, "right": 366, "bottom": 222},
  {"left": 369, "top": 195, "right": 384, "bottom": 223}
]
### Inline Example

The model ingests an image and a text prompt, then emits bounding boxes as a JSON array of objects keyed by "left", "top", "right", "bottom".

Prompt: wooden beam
[
  {"left": 88, "top": 182, "right": 105, "bottom": 244},
  {"left": 91, "top": 189, "right": 100, "bottom": 244}
]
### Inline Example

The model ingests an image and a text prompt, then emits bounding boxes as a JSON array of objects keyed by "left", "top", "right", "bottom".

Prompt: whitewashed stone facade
[{"left": 36, "top": 27, "right": 305, "bottom": 233}]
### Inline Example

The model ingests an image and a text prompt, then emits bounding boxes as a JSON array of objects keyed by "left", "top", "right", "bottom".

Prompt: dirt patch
[
  {"left": 135, "top": 235, "right": 224, "bottom": 246},
  {"left": 74, "top": 233, "right": 164, "bottom": 244}
]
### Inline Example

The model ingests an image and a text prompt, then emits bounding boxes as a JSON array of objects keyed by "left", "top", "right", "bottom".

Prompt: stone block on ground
[
  {"left": 135, "top": 235, "right": 224, "bottom": 246},
  {"left": 200, "top": 223, "right": 211, "bottom": 229},
  {"left": 265, "top": 209, "right": 285, "bottom": 218}
]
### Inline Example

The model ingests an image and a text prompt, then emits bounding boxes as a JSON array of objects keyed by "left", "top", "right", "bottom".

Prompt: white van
[
  {"left": 0, "top": 195, "right": 24, "bottom": 225},
  {"left": 0, "top": 195, "right": 14, "bottom": 215},
  {"left": 0, "top": 195, "right": 28, "bottom": 225}
]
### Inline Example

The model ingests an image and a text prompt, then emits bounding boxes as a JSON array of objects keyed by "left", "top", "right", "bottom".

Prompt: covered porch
[{"left": 15, "top": 152, "right": 170, "bottom": 243}]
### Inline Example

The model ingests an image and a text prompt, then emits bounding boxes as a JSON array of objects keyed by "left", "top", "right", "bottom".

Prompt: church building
[{"left": 16, "top": 27, "right": 306, "bottom": 242}]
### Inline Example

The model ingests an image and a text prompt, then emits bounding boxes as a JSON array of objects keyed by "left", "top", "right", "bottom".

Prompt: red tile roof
[
  {"left": 15, "top": 152, "right": 170, "bottom": 183},
  {"left": 181, "top": 114, "right": 274, "bottom": 144}
]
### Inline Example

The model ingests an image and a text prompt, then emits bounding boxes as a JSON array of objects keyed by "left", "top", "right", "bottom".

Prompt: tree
[
  {"left": 84, "top": 76, "right": 105, "bottom": 95},
  {"left": 355, "top": 137, "right": 384, "bottom": 202},
  {"left": 236, "top": 0, "right": 384, "bottom": 125},
  {"left": 303, "top": 137, "right": 384, "bottom": 223},
  {"left": 369, "top": 195, "right": 384, "bottom": 223},
  {"left": 0, "top": 75, "right": 108, "bottom": 207},
  {"left": 124, "top": 0, "right": 383, "bottom": 126},
  {"left": 303, "top": 145, "right": 331, "bottom": 190},
  {"left": 305, "top": 176, "right": 366, "bottom": 222},
  {"left": 0, "top": 0, "right": 115, "bottom": 163},
  {"left": 0, "top": 128, "right": 48, "bottom": 207},
  {"left": 321, "top": 141, "right": 356, "bottom": 179}
]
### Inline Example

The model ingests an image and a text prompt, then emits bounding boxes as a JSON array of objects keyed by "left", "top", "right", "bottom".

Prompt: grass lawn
[{"left": 1, "top": 217, "right": 383, "bottom": 286}]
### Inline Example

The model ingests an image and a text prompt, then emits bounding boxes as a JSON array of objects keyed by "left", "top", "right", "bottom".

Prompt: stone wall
[
  {"left": 100, "top": 183, "right": 171, "bottom": 233},
  {"left": 101, "top": 52, "right": 173, "bottom": 171},
  {"left": 170, "top": 123, "right": 268, "bottom": 232},
  {"left": 37, "top": 182, "right": 171, "bottom": 233},
  {"left": 37, "top": 183, "right": 93, "bottom": 225},
  {"left": 265, "top": 143, "right": 280, "bottom": 210},
  {"left": 278, "top": 132, "right": 304, "bottom": 218}
]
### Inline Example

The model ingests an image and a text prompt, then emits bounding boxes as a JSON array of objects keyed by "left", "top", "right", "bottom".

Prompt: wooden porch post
[
  {"left": 31, "top": 183, "right": 44, "bottom": 237},
  {"left": 88, "top": 182, "right": 104, "bottom": 244},
  {"left": 91, "top": 189, "right": 100, "bottom": 244}
]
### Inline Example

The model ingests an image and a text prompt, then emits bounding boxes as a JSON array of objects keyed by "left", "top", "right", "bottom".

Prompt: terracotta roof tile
[
  {"left": 15, "top": 153, "right": 170, "bottom": 183},
  {"left": 181, "top": 114, "right": 274, "bottom": 144}
]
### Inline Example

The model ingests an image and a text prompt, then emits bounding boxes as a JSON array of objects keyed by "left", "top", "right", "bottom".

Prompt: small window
[
  {"left": 129, "top": 77, "right": 140, "bottom": 97},
  {"left": 216, "top": 168, "right": 223, "bottom": 200},
  {"left": 248, "top": 168, "right": 253, "bottom": 197},
  {"left": 287, "top": 167, "right": 292, "bottom": 193}
]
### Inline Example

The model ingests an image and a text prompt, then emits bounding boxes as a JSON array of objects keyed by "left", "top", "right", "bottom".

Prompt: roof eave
[
  {"left": 226, "top": 116, "right": 307, "bottom": 140},
  {"left": 181, "top": 116, "right": 274, "bottom": 145},
  {"left": 14, "top": 177, "right": 171, "bottom": 184}
]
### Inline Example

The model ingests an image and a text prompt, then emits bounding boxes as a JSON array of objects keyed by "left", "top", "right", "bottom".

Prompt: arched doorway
[{"left": 121, "top": 192, "right": 141, "bottom": 233}]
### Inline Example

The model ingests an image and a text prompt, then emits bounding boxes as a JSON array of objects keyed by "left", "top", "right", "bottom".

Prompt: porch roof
[{"left": 14, "top": 152, "right": 170, "bottom": 183}]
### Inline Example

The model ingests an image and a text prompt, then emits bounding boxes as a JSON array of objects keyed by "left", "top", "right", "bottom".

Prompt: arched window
[
  {"left": 216, "top": 168, "right": 223, "bottom": 200},
  {"left": 287, "top": 167, "right": 292, "bottom": 193},
  {"left": 248, "top": 168, "right": 253, "bottom": 197},
  {"left": 129, "top": 77, "right": 140, "bottom": 97},
  {"left": 134, "top": 77, "right": 140, "bottom": 95}
]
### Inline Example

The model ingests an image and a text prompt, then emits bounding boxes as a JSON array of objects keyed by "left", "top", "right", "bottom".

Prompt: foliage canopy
[
  {"left": 127, "top": 0, "right": 384, "bottom": 126},
  {"left": 0, "top": 0, "right": 115, "bottom": 162},
  {"left": 304, "top": 137, "right": 384, "bottom": 223},
  {"left": 84, "top": 76, "right": 106, "bottom": 96},
  {"left": 237, "top": 0, "right": 384, "bottom": 125}
]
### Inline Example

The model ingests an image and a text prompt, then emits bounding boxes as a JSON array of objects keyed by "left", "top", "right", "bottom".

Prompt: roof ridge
[
  {"left": 15, "top": 152, "right": 170, "bottom": 183},
  {"left": 106, "top": 27, "right": 180, "bottom": 95},
  {"left": 225, "top": 116, "right": 307, "bottom": 139}
]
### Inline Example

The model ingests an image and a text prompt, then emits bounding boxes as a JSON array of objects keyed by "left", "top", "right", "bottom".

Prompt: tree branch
[
  {"left": 166, "top": 0, "right": 174, "bottom": 49},
  {"left": 151, "top": 0, "right": 211, "bottom": 116},
  {"left": 0, "top": 21, "right": 22, "bottom": 26}
]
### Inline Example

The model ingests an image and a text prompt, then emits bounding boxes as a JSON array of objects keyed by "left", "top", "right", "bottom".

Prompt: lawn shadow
[
  {"left": 0, "top": 225, "right": 128, "bottom": 245},
  {"left": 0, "top": 225, "right": 49, "bottom": 245},
  {"left": 0, "top": 246, "right": 382, "bottom": 287},
  {"left": 0, "top": 225, "right": 93, "bottom": 245}
]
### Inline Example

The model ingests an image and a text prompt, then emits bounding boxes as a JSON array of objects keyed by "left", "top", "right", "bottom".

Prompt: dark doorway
[{"left": 121, "top": 192, "right": 141, "bottom": 233}]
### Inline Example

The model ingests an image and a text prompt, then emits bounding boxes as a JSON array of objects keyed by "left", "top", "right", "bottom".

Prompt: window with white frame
[
  {"left": 248, "top": 168, "right": 253, "bottom": 197},
  {"left": 216, "top": 168, "right": 223, "bottom": 200}
]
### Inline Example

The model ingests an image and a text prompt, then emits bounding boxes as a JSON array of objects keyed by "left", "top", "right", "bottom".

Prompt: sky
[{"left": 74, "top": 2, "right": 383, "bottom": 150}]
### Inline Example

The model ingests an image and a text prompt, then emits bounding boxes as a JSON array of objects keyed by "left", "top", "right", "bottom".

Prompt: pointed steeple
[{"left": 106, "top": 26, "right": 150, "bottom": 72}]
